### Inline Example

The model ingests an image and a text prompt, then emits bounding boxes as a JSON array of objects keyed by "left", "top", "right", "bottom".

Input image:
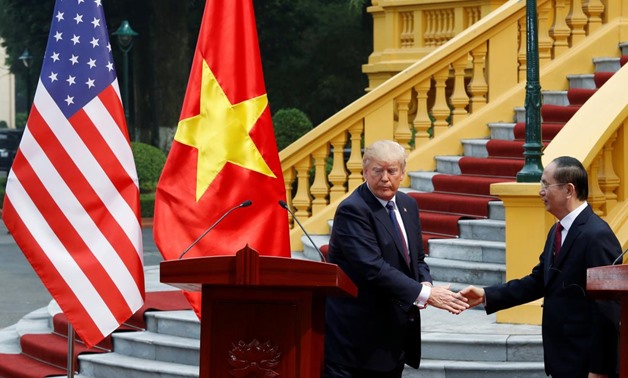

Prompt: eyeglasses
[{"left": 539, "top": 181, "right": 567, "bottom": 190}]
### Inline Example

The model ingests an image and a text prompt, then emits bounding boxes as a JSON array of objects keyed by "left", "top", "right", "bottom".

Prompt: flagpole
[{"left": 67, "top": 323, "right": 75, "bottom": 378}]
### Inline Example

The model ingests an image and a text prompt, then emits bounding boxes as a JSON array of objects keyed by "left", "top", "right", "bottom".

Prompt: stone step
[
  {"left": 405, "top": 360, "right": 546, "bottom": 378},
  {"left": 421, "top": 332, "right": 542, "bottom": 362},
  {"left": 78, "top": 352, "right": 199, "bottom": 378},
  {"left": 425, "top": 256, "right": 505, "bottom": 286},
  {"left": 408, "top": 171, "right": 438, "bottom": 192},
  {"left": 593, "top": 56, "right": 622, "bottom": 72},
  {"left": 541, "top": 90, "right": 568, "bottom": 106},
  {"left": 488, "top": 122, "right": 515, "bottom": 140},
  {"left": 435, "top": 155, "right": 462, "bottom": 175},
  {"left": 488, "top": 201, "right": 505, "bottom": 220},
  {"left": 566, "top": 73, "right": 596, "bottom": 89},
  {"left": 145, "top": 310, "right": 200, "bottom": 340},
  {"left": 428, "top": 238, "right": 505, "bottom": 264},
  {"left": 460, "top": 138, "right": 488, "bottom": 158},
  {"left": 459, "top": 219, "right": 504, "bottom": 242},
  {"left": 112, "top": 329, "right": 200, "bottom": 366}
]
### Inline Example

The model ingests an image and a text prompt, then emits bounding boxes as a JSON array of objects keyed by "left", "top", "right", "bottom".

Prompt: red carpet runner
[
  {"left": 0, "top": 290, "right": 192, "bottom": 378},
  {"left": 411, "top": 56, "right": 628, "bottom": 252},
  {"left": 319, "top": 55, "right": 628, "bottom": 258}
]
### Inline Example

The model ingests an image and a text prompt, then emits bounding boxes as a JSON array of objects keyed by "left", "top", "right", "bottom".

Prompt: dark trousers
[{"left": 323, "top": 360, "right": 405, "bottom": 378}]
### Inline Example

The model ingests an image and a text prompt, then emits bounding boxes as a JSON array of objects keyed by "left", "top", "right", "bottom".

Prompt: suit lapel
[
  {"left": 358, "top": 184, "right": 413, "bottom": 271},
  {"left": 397, "top": 196, "right": 418, "bottom": 274},
  {"left": 545, "top": 205, "right": 592, "bottom": 285},
  {"left": 553, "top": 206, "right": 591, "bottom": 268},
  {"left": 545, "top": 225, "right": 561, "bottom": 284}
]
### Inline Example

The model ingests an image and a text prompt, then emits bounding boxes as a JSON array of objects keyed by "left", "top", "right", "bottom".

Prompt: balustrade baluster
[
  {"left": 583, "top": 0, "right": 604, "bottom": 34},
  {"left": 395, "top": 90, "right": 412, "bottom": 150},
  {"left": 598, "top": 133, "right": 620, "bottom": 211},
  {"left": 283, "top": 167, "right": 295, "bottom": 228},
  {"left": 551, "top": 0, "right": 571, "bottom": 57},
  {"left": 346, "top": 122, "right": 364, "bottom": 191},
  {"left": 588, "top": 155, "right": 606, "bottom": 216},
  {"left": 425, "top": 11, "right": 435, "bottom": 47},
  {"left": 518, "top": 17, "right": 527, "bottom": 82},
  {"left": 293, "top": 156, "right": 313, "bottom": 221},
  {"left": 436, "top": 10, "right": 446, "bottom": 45},
  {"left": 538, "top": 2, "right": 553, "bottom": 64},
  {"left": 412, "top": 79, "right": 432, "bottom": 148},
  {"left": 468, "top": 43, "right": 488, "bottom": 112},
  {"left": 567, "top": 0, "right": 588, "bottom": 44},
  {"left": 446, "top": 9, "right": 455, "bottom": 40},
  {"left": 450, "top": 55, "right": 470, "bottom": 124},
  {"left": 328, "top": 133, "right": 348, "bottom": 203},
  {"left": 311, "top": 145, "right": 330, "bottom": 216},
  {"left": 431, "top": 67, "right": 451, "bottom": 137}
]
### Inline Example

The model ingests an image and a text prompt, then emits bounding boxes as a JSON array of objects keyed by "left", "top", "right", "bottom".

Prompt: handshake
[{"left": 424, "top": 284, "right": 486, "bottom": 314}]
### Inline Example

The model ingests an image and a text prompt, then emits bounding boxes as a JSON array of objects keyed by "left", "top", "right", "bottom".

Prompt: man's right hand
[{"left": 426, "top": 284, "right": 469, "bottom": 314}]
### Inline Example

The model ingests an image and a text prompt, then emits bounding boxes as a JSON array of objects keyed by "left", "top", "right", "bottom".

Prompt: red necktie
[
  {"left": 554, "top": 222, "right": 563, "bottom": 259},
  {"left": 386, "top": 201, "right": 410, "bottom": 264}
]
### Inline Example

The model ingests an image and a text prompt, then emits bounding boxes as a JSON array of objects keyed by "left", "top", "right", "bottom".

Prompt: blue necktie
[{"left": 386, "top": 201, "right": 410, "bottom": 264}]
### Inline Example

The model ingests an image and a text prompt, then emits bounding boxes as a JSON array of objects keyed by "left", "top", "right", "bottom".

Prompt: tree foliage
[
  {"left": 272, "top": 108, "right": 313, "bottom": 151},
  {"left": 0, "top": 0, "right": 371, "bottom": 146}
]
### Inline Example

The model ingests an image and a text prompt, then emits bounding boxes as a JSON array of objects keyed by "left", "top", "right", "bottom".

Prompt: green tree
[{"left": 0, "top": 0, "right": 371, "bottom": 145}]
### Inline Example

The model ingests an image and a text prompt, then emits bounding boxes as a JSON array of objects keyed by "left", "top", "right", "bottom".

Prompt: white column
[{"left": 0, "top": 40, "right": 16, "bottom": 129}]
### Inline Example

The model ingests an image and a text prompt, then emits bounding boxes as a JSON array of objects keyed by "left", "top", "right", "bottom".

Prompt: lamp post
[
  {"left": 516, "top": 0, "right": 544, "bottom": 182},
  {"left": 18, "top": 48, "right": 33, "bottom": 115},
  {"left": 112, "top": 20, "right": 138, "bottom": 141}
]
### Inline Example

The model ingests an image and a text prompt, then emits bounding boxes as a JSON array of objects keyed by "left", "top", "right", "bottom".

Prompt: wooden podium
[
  {"left": 587, "top": 264, "right": 628, "bottom": 377},
  {"left": 160, "top": 245, "right": 357, "bottom": 377}
]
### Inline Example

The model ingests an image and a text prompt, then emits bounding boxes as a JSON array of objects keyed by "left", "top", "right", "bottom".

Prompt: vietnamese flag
[{"left": 154, "top": 0, "right": 291, "bottom": 314}]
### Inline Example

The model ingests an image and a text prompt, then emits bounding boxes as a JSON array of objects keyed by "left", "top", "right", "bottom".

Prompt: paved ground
[{"left": 0, "top": 218, "right": 164, "bottom": 330}]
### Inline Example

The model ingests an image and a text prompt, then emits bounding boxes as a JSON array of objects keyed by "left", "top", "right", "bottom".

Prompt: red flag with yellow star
[{"left": 154, "top": 0, "right": 291, "bottom": 313}]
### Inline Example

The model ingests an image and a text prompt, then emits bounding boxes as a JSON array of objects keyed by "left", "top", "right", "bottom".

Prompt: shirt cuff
[{"left": 414, "top": 284, "right": 431, "bottom": 308}]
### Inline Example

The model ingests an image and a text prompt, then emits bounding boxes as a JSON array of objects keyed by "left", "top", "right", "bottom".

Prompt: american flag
[{"left": 2, "top": 0, "right": 145, "bottom": 348}]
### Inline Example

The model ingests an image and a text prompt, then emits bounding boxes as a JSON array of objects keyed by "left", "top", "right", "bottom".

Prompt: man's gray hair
[{"left": 363, "top": 140, "right": 407, "bottom": 170}]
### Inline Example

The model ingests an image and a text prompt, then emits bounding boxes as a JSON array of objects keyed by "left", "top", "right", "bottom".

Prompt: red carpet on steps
[
  {"left": 409, "top": 56, "right": 628, "bottom": 253},
  {"left": 319, "top": 55, "right": 628, "bottom": 255},
  {"left": 0, "top": 290, "right": 191, "bottom": 378}
]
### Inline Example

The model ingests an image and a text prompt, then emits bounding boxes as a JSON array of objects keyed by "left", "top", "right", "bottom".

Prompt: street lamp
[
  {"left": 18, "top": 48, "right": 33, "bottom": 115},
  {"left": 112, "top": 20, "right": 138, "bottom": 141},
  {"left": 516, "top": 0, "right": 544, "bottom": 182}
]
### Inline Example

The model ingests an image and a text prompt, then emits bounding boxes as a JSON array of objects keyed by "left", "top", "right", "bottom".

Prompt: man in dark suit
[
  {"left": 324, "top": 140, "right": 469, "bottom": 378},
  {"left": 461, "top": 156, "right": 620, "bottom": 378}
]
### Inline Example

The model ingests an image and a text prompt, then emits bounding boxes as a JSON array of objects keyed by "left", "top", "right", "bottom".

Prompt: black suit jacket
[
  {"left": 484, "top": 205, "right": 620, "bottom": 377},
  {"left": 324, "top": 183, "right": 432, "bottom": 372}
]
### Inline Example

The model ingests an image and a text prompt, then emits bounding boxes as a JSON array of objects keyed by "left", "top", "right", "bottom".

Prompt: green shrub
[
  {"left": 272, "top": 108, "right": 313, "bottom": 151},
  {"left": 131, "top": 142, "right": 166, "bottom": 194},
  {"left": 0, "top": 176, "right": 6, "bottom": 208},
  {"left": 140, "top": 192, "right": 156, "bottom": 218}
]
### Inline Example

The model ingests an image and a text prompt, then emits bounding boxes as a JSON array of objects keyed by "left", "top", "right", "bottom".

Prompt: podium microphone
[
  {"left": 612, "top": 247, "right": 628, "bottom": 265},
  {"left": 278, "top": 200, "right": 326, "bottom": 262},
  {"left": 178, "top": 200, "right": 253, "bottom": 259}
]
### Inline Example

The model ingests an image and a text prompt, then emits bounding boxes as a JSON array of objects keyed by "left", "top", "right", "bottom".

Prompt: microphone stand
[
  {"left": 278, "top": 200, "right": 326, "bottom": 262},
  {"left": 179, "top": 200, "right": 252, "bottom": 259}
]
